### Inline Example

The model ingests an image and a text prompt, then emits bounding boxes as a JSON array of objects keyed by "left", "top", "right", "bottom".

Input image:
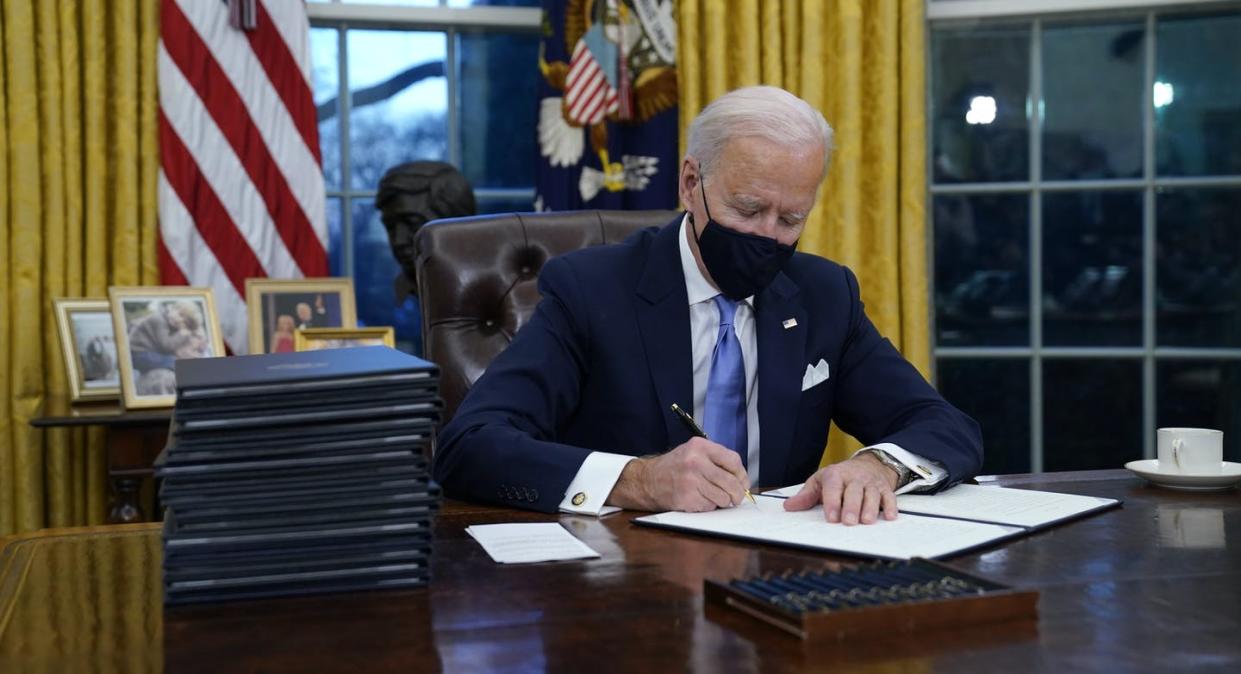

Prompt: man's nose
[{"left": 755, "top": 214, "right": 781, "bottom": 238}]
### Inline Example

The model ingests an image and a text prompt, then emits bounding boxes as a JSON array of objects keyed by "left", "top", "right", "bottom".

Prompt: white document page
[
  {"left": 893, "top": 484, "right": 1118, "bottom": 528},
  {"left": 763, "top": 484, "right": 807, "bottom": 498},
  {"left": 466, "top": 522, "right": 601, "bottom": 564},
  {"left": 764, "top": 483, "right": 1118, "bottom": 529},
  {"left": 634, "top": 495, "right": 1022, "bottom": 560}
]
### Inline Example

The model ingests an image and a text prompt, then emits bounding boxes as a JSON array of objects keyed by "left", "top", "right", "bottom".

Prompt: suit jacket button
[{"left": 571, "top": 492, "right": 586, "bottom": 506}]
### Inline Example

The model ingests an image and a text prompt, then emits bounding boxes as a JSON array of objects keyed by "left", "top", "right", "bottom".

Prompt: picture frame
[
  {"left": 109, "top": 287, "right": 225, "bottom": 409},
  {"left": 244, "top": 278, "right": 358, "bottom": 355},
  {"left": 53, "top": 298, "right": 122, "bottom": 402},
  {"left": 294, "top": 327, "right": 396, "bottom": 351}
]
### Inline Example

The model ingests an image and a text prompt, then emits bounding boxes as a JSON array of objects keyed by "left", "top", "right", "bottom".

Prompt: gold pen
[{"left": 670, "top": 403, "right": 757, "bottom": 505}]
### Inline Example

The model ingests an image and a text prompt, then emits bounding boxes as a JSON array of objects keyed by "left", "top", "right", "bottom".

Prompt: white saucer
[{"left": 1124, "top": 459, "right": 1241, "bottom": 491}]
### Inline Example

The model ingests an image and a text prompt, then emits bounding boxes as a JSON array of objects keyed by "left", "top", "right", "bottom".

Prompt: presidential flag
[
  {"left": 535, "top": 0, "right": 679, "bottom": 212},
  {"left": 157, "top": 0, "right": 328, "bottom": 354}
]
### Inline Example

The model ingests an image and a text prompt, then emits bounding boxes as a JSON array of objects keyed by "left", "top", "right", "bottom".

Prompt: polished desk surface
[{"left": 0, "top": 470, "right": 1238, "bottom": 673}]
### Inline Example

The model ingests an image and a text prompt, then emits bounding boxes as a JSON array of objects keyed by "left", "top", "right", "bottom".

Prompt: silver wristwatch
[{"left": 863, "top": 448, "right": 915, "bottom": 488}]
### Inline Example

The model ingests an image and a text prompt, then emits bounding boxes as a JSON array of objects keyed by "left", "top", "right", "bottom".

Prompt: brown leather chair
[{"left": 414, "top": 209, "right": 679, "bottom": 422}]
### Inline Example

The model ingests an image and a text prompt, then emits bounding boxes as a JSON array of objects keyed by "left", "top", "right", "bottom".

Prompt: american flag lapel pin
[{"left": 782, "top": 318, "right": 798, "bottom": 329}]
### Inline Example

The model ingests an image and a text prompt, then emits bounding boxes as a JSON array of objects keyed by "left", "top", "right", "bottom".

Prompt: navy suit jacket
[{"left": 434, "top": 217, "right": 983, "bottom": 512}]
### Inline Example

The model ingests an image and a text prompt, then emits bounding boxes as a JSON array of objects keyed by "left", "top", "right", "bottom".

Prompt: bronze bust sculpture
[{"left": 375, "top": 161, "right": 477, "bottom": 300}]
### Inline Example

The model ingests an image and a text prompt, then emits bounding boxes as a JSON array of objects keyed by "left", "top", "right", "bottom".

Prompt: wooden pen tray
[{"left": 704, "top": 558, "right": 1038, "bottom": 640}]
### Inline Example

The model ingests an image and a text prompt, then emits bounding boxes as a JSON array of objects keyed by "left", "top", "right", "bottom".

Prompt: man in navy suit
[{"left": 435, "top": 86, "right": 982, "bottom": 525}]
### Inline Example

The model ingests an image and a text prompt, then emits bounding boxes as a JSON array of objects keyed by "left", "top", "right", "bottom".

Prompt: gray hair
[{"left": 686, "top": 86, "right": 834, "bottom": 179}]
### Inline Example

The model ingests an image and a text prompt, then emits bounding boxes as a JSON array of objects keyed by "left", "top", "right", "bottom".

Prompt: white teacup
[{"left": 1157, "top": 427, "right": 1223, "bottom": 474}]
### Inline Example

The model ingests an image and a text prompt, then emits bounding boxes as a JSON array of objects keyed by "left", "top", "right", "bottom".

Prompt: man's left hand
[{"left": 782, "top": 453, "right": 900, "bottom": 525}]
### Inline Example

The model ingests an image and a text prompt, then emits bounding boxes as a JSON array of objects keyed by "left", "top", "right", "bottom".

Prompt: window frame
[
  {"left": 307, "top": 1, "right": 541, "bottom": 281},
  {"left": 928, "top": 3, "right": 1241, "bottom": 471}
]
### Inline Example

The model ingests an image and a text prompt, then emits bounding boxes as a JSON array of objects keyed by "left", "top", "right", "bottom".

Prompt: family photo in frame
[
  {"left": 245, "top": 278, "right": 357, "bottom": 354},
  {"left": 295, "top": 327, "right": 395, "bottom": 351},
  {"left": 109, "top": 287, "right": 225, "bottom": 409},
  {"left": 53, "top": 298, "right": 121, "bottom": 402}
]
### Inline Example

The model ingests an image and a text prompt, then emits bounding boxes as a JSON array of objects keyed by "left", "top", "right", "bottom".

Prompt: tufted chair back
[{"left": 414, "top": 209, "right": 679, "bottom": 423}]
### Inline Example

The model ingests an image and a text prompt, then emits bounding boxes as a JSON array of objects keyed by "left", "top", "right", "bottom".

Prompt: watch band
[{"left": 864, "top": 448, "right": 915, "bottom": 489}]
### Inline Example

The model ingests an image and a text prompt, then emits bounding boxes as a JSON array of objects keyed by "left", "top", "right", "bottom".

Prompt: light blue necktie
[{"left": 704, "top": 295, "right": 747, "bottom": 468}]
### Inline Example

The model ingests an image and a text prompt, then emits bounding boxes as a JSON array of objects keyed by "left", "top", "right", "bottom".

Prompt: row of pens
[{"left": 729, "top": 559, "right": 988, "bottom": 614}]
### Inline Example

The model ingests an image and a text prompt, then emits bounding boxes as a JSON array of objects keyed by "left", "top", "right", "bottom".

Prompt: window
[
  {"left": 309, "top": 0, "right": 540, "bottom": 353},
  {"left": 930, "top": 5, "right": 1241, "bottom": 472}
]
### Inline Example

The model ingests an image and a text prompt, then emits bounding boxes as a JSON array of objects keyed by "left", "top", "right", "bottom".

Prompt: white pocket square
[{"left": 801, "top": 358, "right": 830, "bottom": 391}]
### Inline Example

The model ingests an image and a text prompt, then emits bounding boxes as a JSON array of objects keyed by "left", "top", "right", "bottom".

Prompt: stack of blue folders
[{"left": 156, "top": 346, "right": 442, "bottom": 605}]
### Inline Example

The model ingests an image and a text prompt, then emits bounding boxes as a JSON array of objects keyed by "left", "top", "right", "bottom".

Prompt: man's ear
[{"left": 678, "top": 157, "right": 700, "bottom": 212}]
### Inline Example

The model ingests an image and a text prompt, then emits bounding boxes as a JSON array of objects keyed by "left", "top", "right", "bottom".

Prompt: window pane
[
  {"left": 931, "top": 25, "right": 1030, "bottom": 183},
  {"left": 311, "top": 27, "right": 341, "bottom": 191},
  {"left": 1156, "top": 188, "right": 1241, "bottom": 348},
  {"left": 934, "top": 193, "right": 1030, "bottom": 346},
  {"left": 351, "top": 199, "right": 423, "bottom": 355},
  {"left": 476, "top": 194, "right": 534, "bottom": 215},
  {"left": 938, "top": 359, "right": 1031, "bottom": 475},
  {"left": 347, "top": 30, "right": 448, "bottom": 190},
  {"left": 1043, "top": 359, "right": 1143, "bottom": 471},
  {"left": 457, "top": 31, "right": 540, "bottom": 188},
  {"left": 1155, "top": 12, "right": 1241, "bottom": 176},
  {"left": 1157, "top": 360, "right": 1241, "bottom": 462},
  {"left": 1042, "top": 191, "right": 1143, "bottom": 346},
  {"left": 327, "top": 196, "right": 343, "bottom": 277},
  {"left": 1042, "top": 21, "right": 1144, "bottom": 180}
]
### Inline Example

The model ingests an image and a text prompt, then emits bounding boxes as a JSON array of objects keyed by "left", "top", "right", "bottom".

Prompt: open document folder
[{"left": 634, "top": 484, "right": 1120, "bottom": 560}]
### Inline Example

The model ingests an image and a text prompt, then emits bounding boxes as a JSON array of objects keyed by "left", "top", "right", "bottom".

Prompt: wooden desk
[
  {"left": 1, "top": 471, "right": 1238, "bottom": 672},
  {"left": 29, "top": 398, "right": 171, "bottom": 523}
]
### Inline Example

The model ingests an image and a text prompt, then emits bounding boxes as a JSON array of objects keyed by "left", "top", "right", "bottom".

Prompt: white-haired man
[{"left": 435, "top": 86, "right": 982, "bottom": 524}]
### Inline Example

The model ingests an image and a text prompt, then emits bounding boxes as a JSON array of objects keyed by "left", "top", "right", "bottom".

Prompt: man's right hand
[{"left": 606, "top": 437, "right": 749, "bottom": 512}]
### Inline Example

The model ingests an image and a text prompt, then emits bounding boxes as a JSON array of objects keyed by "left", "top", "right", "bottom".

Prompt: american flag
[
  {"left": 563, "top": 39, "right": 619, "bottom": 127},
  {"left": 157, "top": 0, "right": 327, "bottom": 354}
]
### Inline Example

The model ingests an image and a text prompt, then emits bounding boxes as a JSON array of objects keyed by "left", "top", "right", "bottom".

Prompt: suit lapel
[
  {"left": 635, "top": 219, "right": 694, "bottom": 448},
  {"left": 756, "top": 272, "right": 807, "bottom": 486}
]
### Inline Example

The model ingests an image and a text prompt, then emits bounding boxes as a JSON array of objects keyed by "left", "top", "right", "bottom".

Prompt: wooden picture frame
[
  {"left": 244, "top": 278, "right": 358, "bottom": 355},
  {"left": 294, "top": 327, "right": 396, "bottom": 351},
  {"left": 109, "top": 287, "right": 225, "bottom": 409},
  {"left": 53, "top": 298, "right": 122, "bottom": 402}
]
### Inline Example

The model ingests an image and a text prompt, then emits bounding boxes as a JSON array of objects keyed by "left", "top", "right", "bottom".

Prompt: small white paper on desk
[{"left": 465, "top": 522, "right": 601, "bottom": 564}]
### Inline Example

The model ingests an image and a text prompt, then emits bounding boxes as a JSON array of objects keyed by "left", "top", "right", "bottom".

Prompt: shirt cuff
[
  {"left": 854, "top": 442, "right": 948, "bottom": 495},
  {"left": 558, "top": 452, "right": 637, "bottom": 516}
]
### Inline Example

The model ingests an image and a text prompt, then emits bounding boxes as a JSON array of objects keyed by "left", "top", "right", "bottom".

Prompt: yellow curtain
[
  {"left": 678, "top": 0, "right": 929, "bottom": 465},
  {"left": 0, "top": 0, "right": 160, "bottom": 535}
]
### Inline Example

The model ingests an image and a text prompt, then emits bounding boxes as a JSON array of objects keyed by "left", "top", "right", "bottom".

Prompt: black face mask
[{"left": 690, "top": 179, "right": 797, "bottom": 300}]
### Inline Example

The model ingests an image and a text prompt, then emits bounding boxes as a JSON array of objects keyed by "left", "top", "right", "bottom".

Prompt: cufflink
[
  {"left": 571, "top": 492, "right": 587, "bottom": 506},
  {"left": 915, "top": 464, "right": 932, "bottom": 477}
]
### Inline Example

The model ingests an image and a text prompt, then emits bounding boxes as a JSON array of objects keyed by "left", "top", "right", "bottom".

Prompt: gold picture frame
[
  {"left": 294, "top": 327, "right": 396, "bottom": 351},
  {"left": 244, "top": 278, "right": 358, "bottom": 355},
  {"left": 109, "top": 287, "right": 226, "bottom": 409},
  {"left": 53, "top": 298, "right": 122, "bottom": 402}
]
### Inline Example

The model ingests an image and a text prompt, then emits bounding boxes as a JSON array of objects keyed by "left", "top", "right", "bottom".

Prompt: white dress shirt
[{"left": 559, "top": 216, "right": 944, "bottom": 515}]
